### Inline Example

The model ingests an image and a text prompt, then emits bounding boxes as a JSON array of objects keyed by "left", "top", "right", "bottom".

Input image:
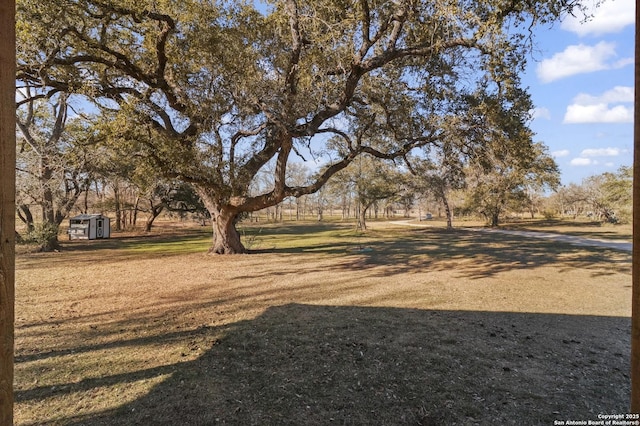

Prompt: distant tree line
[{"left": 546, "top": 166, "right": 632, "bottom": 224}]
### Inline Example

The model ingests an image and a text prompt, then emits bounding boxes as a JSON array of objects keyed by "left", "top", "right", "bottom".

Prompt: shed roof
[{"left": 70, "top": 214, "right": 108, "bottom": 220}]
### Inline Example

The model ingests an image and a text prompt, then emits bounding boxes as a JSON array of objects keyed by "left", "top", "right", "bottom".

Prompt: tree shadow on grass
[
  {"left": 264, "top": 227, "right": 630, "bottom": 280},
  {"left": 17, "top": 228, "right": 213, "bottom": 268},
  {"left": 22, "top": 224, "right": 629, "bottom": 280},
  {"left": 39, "top": 303, "right": 629, "bottom": 425},
  {"left": 501, "top": 219, "right": 632, "bottom": 241},
  {"left": 62, "top": 227, "right": 212, "bottom": 253}
]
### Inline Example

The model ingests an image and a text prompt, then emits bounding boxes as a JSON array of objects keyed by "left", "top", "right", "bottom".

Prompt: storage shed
[{"left": 68, "top": 214, "right": 111, "bottom": 240}]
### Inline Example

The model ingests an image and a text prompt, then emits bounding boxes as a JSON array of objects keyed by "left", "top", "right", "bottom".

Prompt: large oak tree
[{"left": 17, "top": 0, "right": 581, "bottom": 253}]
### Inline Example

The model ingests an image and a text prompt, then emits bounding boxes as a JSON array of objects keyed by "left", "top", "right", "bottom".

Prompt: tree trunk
[
  {"left": 490, "top": 212, "right": 500, "bottom": 227},
  {"left": 443, "top": 197, "right": 453, "bottom": 229},
  {"left": 356, "top": 203, "right": 368, "bottom": 231},
  {"left": 41, "top": 161, "right": 55, "bottom": 224},
  {"left": 133, "top": 196, "right": 140, "bottom": 227},
  {"left": 40, "top": 172, "right": 61, "bottom": 252},
  {"left": 529, "top": 202, "right": 535, "bottom": 219},
  {"left": 83, "top": 182, "right": 89, "bottom": 213},
  {"left": 210, "top": 207, "right": 246, "bottom": 254},
  {"left": 145, "top": 204, "right": 164, "bottom": 232},
  {"left": 17, "top": 204, "right": 34, "bottom": 233},
  {"left": 114, "top": 186, "right": 122, "bottom": 231}
]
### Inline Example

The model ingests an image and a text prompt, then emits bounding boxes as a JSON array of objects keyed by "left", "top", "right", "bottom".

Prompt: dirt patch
[{"left": 14, "top": 222, "right": 632, "bottom": 424}]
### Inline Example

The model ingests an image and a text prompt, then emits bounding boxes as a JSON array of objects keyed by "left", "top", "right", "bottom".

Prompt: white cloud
[
  {"left": 570, "top": 158, "right": 597, "bottom": 166},
  {"left": 613, "top": 57, "right": 635, "bottom": 69},
  {"left": 561, "top": 0, "right": 635, "bottom": 36},
  {"left": 564, "top": 104, "right": 633, "bottom": 123},
  {"left": 573, "top": 86, "right": 633, "bottom": 104},
  {"left": 552, "top": 149, "right": 571, "bottom": 158},
  {"left": 531, "top": 107, "right": 551, "bottom": 120},
  {"left": 580, "top": 147, "right": 620, "bottom": 157},
  {"left": 563, "top": 86, "right": 634, "bottom": 124},
  {"left": 536, "top": 42, "right": 630, "bottom": 83}
]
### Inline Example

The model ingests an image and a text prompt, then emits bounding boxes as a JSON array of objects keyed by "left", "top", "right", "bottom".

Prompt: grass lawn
[{"left": 15, "top": 220, "right": 632, "bottom": 425}]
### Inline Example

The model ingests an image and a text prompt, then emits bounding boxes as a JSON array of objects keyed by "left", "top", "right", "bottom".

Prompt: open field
[{"left": 15, "top": 220, "right": 632, "bottom": 425}]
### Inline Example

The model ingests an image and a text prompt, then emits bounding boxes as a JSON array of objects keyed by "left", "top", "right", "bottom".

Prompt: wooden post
[
  {"left": 632, "top": 0, "right": 640, "bottom": 411},
  {"left": 0, "top": 0, "right": 16, "bottom": 424}
]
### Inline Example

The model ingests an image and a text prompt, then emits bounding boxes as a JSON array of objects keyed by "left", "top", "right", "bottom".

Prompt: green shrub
[{"left": 26, "top": 222, "right": 60, "bottom": 251}]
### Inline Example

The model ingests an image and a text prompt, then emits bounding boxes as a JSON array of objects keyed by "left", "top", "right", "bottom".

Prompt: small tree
[
  {"left": 409, "top": 143, "right": 466, "bottom": 229},
  {"left": 331, "top": 156, "right": 406, "bottom": 230},
  {"left": 553, "top": 183, "right": 589, "bottom": 218},
  {"left": 582, "top": 166, "right": 632, "bottom": 223},
  {"left": 462, "top": 87, "right": 560, "bottom": 227},
  {"left": 138, "top": 182, "right": 208, "bottom": 231},
  {"left": 15, "top": 93, "right": 92, "bottom": 250}
]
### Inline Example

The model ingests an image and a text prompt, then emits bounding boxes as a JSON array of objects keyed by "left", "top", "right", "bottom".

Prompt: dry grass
[{"left": 15, "top": 221, "right": 632, "bottom": 425}]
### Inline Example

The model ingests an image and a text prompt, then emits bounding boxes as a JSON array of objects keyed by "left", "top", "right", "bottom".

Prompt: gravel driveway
[{"left": 386, "top": 220, "right": 632, "bottom": 252}]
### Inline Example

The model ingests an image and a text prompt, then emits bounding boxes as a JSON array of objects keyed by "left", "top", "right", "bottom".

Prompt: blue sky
[{"left": 522, "top": 0, "right": 635, "bottom": 185}]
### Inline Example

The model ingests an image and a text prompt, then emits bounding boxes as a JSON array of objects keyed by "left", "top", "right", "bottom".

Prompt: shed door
[{"left": 96, "top": 219, "right": 104, "bottom": 238}]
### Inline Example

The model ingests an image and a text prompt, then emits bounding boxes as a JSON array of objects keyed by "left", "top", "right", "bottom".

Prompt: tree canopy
[{"left": 17, "top": 0, "right": 582, "bottom": 253}]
